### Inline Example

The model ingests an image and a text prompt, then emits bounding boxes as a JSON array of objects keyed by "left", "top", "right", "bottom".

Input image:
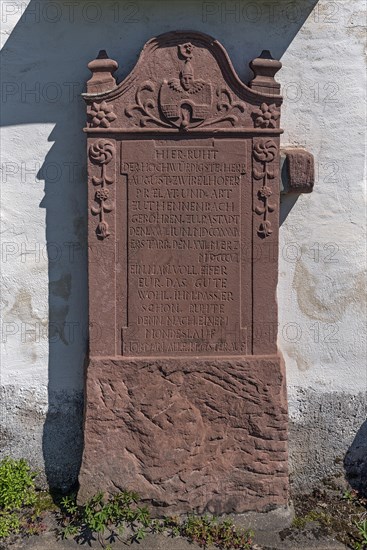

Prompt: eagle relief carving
[{"left": 126, "top": 43, "right": 245, "bottom": 130}]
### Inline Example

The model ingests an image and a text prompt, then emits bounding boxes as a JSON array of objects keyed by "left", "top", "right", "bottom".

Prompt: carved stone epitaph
[{"left": 79, "top": 32, "right": 288, "bottom": 514}]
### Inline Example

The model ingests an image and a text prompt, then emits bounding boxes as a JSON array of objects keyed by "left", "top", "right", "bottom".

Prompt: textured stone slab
[
  {"left": 78, "top": 355, "right": 288, "bottom": 513},
  {"left": 81, "top": 31, "right": 288, "bottom": 513}
]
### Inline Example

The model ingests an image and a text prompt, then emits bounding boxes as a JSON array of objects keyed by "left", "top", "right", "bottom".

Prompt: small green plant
[
  {"left": 58, "top": 490, "right": 151, "bottom": 546},
  {"left": 343, "top": 489, "right": 360, "bottom": 503},
  {"left": 292, "top": 508, "right": 332, "bottom": 530},
  {"left": 0, "top": 457, "right": 49, "bottom": 540},
  {"left": 182, "top": 515, "right": 254, "bottom": 549},
  {"left": 0, "top": 457, "right": 37, "bottom": 510},
  {"left": 353, "top": 518, "right": 367, "bottom": 550},
  {"left": 0, "top": 511, "right": 20, "bottom": 538}
]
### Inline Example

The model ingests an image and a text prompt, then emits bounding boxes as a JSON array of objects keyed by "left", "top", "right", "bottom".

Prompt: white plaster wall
[
  {"left": 279, "top": 3, "right": 366, "bottom": 394},
  {"left": 0, "top": 0, "right": 366, "bottom": 490}
]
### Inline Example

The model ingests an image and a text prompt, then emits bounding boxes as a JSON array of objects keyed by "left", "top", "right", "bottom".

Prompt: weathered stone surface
[{"left": 78, "top": 356, "right": 288, "bottom": 513}]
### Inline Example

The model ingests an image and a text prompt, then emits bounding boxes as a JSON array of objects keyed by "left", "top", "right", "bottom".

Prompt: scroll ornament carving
[
  {"left": 88, "top": 101, "right": 117, "bottom": 128},
  {"left": 126, "top": 43, "right": 245, "bottom": 130},
  {"left": 126, "top": 82, "right": 172, "bottom": 129},
  {"left": 253, "top": 139, "right": 277, "bottom": 238},
  {"left": 252, "top": 102, "right": 280, "bottom": 128},
  {"left": 89, "top": 139, "right": 115, "bottom": 239}
]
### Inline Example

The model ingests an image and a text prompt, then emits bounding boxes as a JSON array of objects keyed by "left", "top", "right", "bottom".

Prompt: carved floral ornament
[
  {"left": 88, "top": 101, "right": 116, "bottom": 128},
  {"left": 253, "top": 139, "right": 277, "bottom": 238},
  {"left": 252, "top": 103, "right": 280, "bottom": 128},
  {"left": 125, "top": 43, "right": 246, "bottom": 130},
  {"left": 89, "top": 139, "right": 115, "bottom": 239},
  {"left": 85, "top": 43, "right": 284, "bottom": 132}
]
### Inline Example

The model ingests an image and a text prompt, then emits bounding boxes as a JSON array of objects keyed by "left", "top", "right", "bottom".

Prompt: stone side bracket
[{"left": 280, "top": 148, "right": 315, "bottom": 194}]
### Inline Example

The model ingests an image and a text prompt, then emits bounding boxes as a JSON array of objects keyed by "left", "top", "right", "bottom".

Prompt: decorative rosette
[
  {"left": 89, "top": 139, "right": 114, "bottom": 165},
  {"left": 88, "top": 101, "right": 117, "bottom": 128},
  {"left": 252, "top": 103, "right": 280, "bottom": 128},
  {"left": 253, "top": 139, "right": 277, "bottom": 163}
]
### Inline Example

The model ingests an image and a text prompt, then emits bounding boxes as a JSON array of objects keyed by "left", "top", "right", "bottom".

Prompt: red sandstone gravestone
[{"left": 79, "top": 32, "right": 289, "bottom": 513}]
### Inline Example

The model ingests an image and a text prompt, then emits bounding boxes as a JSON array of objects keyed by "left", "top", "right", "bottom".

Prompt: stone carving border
[
  {"left": 89, "top": 139, "right": 115, "bottom": 239},
  {"left": 83, "top": 31, "right": 283, "bottom": 134},
  {"left": 253, "top": 138, "right": 277, "bottom": 238},
  {"left": 84, "top": 32, "right": 283, "bottom": 358}
]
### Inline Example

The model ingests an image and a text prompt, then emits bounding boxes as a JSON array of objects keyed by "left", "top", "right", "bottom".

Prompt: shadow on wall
[
  {"left": 0, "top": 0, "right": 318, "bottom": 491},
  {"left": 345, "top": 420, "right": 367, "bottom": 497}
]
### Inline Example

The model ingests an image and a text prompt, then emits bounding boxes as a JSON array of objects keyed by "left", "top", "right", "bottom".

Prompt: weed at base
[{"left": 58, "top": 492, "right": 254, "bottom": 549}]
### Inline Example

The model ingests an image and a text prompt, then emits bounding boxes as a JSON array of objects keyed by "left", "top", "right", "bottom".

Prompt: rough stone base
[{"left": 78, "top": 355, "right": 288, "bottom": 514}]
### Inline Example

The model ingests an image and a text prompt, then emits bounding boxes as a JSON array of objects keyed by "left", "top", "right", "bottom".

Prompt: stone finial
[
  {"left": 87, "top": 50, "right": 118, "bottom": 94},
  {"left": 249, "top": 50, "right": 282, "bottom": 95}
]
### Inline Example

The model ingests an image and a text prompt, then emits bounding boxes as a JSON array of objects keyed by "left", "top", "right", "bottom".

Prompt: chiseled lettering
[
  {"left": 125, "top": 141, "right": 244, "bottom": 355},
  {"left": 155, "top": 147, "right": 218, "bottom": 161}
]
